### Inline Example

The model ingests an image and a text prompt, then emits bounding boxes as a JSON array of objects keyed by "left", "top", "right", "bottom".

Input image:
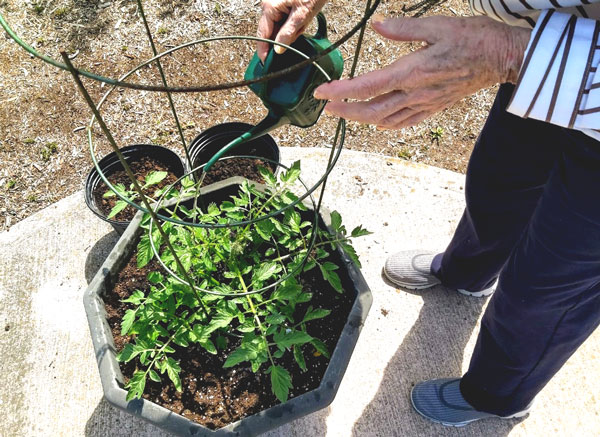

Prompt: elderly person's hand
[
  {"left": 257, "top": 0, "right": 327, "bottom": 61},
  {"left": 314, "top": 14, "right": 531, "bottom": 129}
]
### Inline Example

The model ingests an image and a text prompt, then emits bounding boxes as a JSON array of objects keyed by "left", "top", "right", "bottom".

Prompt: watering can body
[{"left": 244, "top": 13, "right": 344, "bottom": 129}]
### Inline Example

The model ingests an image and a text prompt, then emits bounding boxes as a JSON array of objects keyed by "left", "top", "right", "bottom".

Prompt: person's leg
[
  {"left": 460, "top": 129, "right": 600, "bottom": 416},
  {"left": 431, "top": 84, "right": 564, "bottom": 292}
]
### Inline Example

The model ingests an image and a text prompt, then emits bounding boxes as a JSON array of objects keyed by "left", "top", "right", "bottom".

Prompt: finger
[
  {"left": 274, "top": 8, "right": 307, "bottom": 54},
  {"left": 382, "top": 110, "right": 430, "bottom": 130},
  {"left": 322, "top": 91, "right": 408, "bottom": 124},
  {"left": 376, "top": 107, "right": 417, "bottom": 129},
  {"left": 314, "top": 55, "right": 416, "bottom": 101},
  {"left": 257, "top": 3, "right": 286, "bottom": 61},
  {"left": 371, "top": 14, "right": 440, "bottom": 44},
  {"left": 257, "top": 13, "right": 275, "bottom": 61}
]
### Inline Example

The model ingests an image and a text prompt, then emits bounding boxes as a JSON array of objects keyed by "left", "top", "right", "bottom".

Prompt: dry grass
[{"left": 0, "top": 0, "right": 495, "bottom": 231}]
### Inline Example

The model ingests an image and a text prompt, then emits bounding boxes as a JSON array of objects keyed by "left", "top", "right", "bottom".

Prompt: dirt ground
[{"left": 0, "top": 0, "right": 496, "bottom": 232}]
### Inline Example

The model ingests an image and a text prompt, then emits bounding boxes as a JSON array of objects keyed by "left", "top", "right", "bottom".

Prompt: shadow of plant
[{"left": 351, "top": 282, "right": 525, "bottom": 436}]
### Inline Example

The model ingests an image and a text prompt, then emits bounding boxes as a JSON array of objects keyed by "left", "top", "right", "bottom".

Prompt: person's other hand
[
  {"left": 314, "top": 14, "right": 531, "bottom": 129},
  {"left": 257, "top": 0, "right": 327, "bottom": 61}
]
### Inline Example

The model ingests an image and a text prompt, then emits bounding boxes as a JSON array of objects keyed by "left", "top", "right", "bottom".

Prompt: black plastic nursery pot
[
  {"left": 189, "top": 122, "right": 280, "bottom": 176},
  {"left": 83, "top": 177, "right": 372, "bottom": 437},
  {"left": 84, "top": 144, "right": 186, "bottom": 236}
]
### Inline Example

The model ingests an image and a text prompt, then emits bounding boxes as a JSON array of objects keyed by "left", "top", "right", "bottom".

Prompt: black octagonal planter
[{"left": 83, "top": 177, "right": 372, "bottom": 436}]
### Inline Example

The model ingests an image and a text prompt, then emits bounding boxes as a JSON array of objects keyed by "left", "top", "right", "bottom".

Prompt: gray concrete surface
[{"left": 0, "top": 147, "right": 598, "bottom": 437}]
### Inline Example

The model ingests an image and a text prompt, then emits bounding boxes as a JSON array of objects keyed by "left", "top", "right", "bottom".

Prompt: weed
[
  {"left": 6, "top": 180, "right": 16, "bottom": 190},
  {"left": 23, "top": 138, "right": 35, "bottom": 144},
  {"left": 41, "top": 142, "right": 58, "bottom": 161},
  {"left": 52, "top": 6, "right": 70, "bottom": 18},
  {"left": 397, "top": 148, "right": 413, "bottom": 160},
  {"left": 157, "top": 26, "right": 170, "bottom": 36},
  {"left": 430, "top": 127, "right": 444, "bottom": 144},
  {"left": 31, "top": 2, "right": 44, "bottom": 14}
]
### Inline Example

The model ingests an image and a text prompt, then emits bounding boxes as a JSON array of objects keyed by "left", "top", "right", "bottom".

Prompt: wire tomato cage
[{"left": 0, "top": 0, "right": 380, "bottom": 297}]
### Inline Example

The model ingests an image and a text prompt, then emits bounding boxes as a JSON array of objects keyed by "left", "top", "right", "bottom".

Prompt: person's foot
[
  {"left": 411, "top": 378, "right": 532, "bottom": 427},
  {"left": 383, "top": 250, "right": 494, "bottom": 297}
]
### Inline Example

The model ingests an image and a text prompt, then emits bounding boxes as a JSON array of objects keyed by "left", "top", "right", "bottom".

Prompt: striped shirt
[{"left": 469, "top": 0, "right": 600, "bottom": 140}]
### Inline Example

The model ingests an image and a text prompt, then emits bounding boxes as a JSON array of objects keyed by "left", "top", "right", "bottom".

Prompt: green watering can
[{"left": 203, "top": 13, "right": 344, "bottom": 172}]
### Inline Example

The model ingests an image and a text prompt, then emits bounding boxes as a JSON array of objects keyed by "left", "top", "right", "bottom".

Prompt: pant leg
[
  {"left": 460, "top": 129, "right": 600, "bottom": 416},
  {"left": 431, "top": 84, "right": 564, "bottom": 292}
]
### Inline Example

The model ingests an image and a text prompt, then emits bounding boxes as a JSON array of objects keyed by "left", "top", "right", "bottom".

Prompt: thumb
[
  {"left": 274, "top": 10, "right": 306, "bottom": 54},
  {"left": 371, "top": 14, "right": 438, "bottom": 44}
]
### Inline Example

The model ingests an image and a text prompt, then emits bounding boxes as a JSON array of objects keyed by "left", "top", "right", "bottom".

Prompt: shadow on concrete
[
  {"left": 85, "top": 231, "right": 120, "bottom": 284},
  {"left": 85, "top": 397, "right": 170, "bottom": 437},
  {"left": 351, "top": 281, "right": 525, "bottom": 436}
]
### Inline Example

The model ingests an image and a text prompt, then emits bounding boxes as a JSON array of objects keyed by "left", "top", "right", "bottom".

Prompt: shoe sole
[
  {"left": 382, "top": 267, "right": 441, "bottom": 290},
  {"left": 410, "top": 386, "right": 531, "bottom": 427},
  {"left": 383, "top": 268, "right": 494, "bottom": 297}
]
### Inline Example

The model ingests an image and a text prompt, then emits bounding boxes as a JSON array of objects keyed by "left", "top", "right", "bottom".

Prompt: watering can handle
[{"left": 315, "top": 13, "right": 327, "bottom": 39}]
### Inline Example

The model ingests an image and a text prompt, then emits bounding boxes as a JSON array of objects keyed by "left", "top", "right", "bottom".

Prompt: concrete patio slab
[{"left": 0, "top": 147, "right": 598, "bottom": 436}]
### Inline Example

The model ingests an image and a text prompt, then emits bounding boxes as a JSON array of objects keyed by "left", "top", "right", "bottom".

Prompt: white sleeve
[{"left": 507, "top": 9, "right": 600, "bottom": 132}]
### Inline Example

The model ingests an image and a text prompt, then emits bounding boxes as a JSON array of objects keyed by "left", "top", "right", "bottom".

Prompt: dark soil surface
[
  {"left": 93, "top": 156, "right": 180, "bottom": 222},
  {"left": 202, "top": 157, "right": 272, "bottom": 185},
  {"left": 103, "top": 242, "right": 355, "bottom": 430}
]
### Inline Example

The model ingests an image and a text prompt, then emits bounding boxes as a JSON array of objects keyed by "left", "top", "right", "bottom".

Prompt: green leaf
[
  {"left": 122, "top": 290, "right": 145, "bottom": 305},
  {"left": 293, "top": 345, "right": 307, "bottom": 372},
  {"left": 255, "top": 219, "right": 275, "bottom": 241},
  {"left": 341, "top": 242, "right": 361, "bottom": 268},
  {"left": 207, "top": 314, "right": 233, "bottom": 333},
  {"left": 280, "top": 160, "right": 301, "bottom": 185},
  {"left": 351, "top": 225, "right": 371, "bottom": 238},
  {"left": 137, "top": 235, "right": 153, "bottom": 268},
  {"left": 223, "top": 346, "right": 258, "bottom": 368},
  {"left": 121, "top": 309, "right": 137, "bottom": 335},
  {"left": 274, "top": 330, "right": 313, "bottom": 349},
  {"left": 147, "top": 271, "right": 163, "bottom": 284},
  {"left": 272, "top": 280, "right": 302, "bottom": 301},
  {"left": 144, "top": 171, "right": 168, "bottom": 188},
  {"left": 116, "top": 343, "right": 142, "bottom": 363},
  {"left": 252, "top": 262, "right": 282, "bottom": 284},
  {"left": 311, "top": 338, "right": 330, "bottom": 359},
  {"left": 319, "top": 262, "right": 343, "bottom": 293},
  {"left": 164, "top": 357, "right": 182, "bottom": 392},
  {"left": 326, "top": 270, "right": 343, "bottom": 293},
  {"left": 330, "top": 210, "right": 342, "bottom": 232},
  {"left": 107, "top": 200, "right": 128, "bottom": 219},
  {"left": 148, "top": 369, "right": 161, "bottom": 383},
  {"left": 200, "top": 340, "right": 217, "bottom": 355},
  {"left": 265, "top": 312, "right": 286, "bottom": 326},
  {"left": 269, "top": 365, "right": 292, "bottom": 402},
  {"left": 302, "top": 308, "right": 331, "bottom": 323},
  {"left": 125, "top": 370, "right": 146, "bottom": 401},
  {"left": 103, "top": 183, "right": 126, "bottom": 198},
  {"left": 258, "top": 166, "right": 277, "bottom": 185}
]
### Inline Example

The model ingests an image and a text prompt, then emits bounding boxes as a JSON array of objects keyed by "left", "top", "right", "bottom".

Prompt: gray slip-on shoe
[
  {"left": 411, "top": 378, "right": 532, "bottom": 427},
  {"left": 383, "top": 250, "right": 494, "bottom": 297}
]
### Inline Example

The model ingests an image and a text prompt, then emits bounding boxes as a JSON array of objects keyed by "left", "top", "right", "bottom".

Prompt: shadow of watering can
[{"left": 203, "top": 13, "right": 344, "bottom": 173}]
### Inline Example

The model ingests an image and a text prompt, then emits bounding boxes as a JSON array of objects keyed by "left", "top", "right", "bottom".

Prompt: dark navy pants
[{"left": 431, "top": 84, "right": 600, "bottom": 416}]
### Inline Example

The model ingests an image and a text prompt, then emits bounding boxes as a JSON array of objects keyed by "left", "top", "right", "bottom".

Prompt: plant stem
[{"left": 237, "top": 271, "right": 275, "bottom": 367}]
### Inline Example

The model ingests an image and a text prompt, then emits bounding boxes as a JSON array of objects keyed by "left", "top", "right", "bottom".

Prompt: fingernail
[
  {"left": 376, "top": 126, "right": 388, "bottom": 131},
  {"left": 372, "top": 13, "right": 386, "bottom": 25},
  {"left": 274, "top": 45, "right": 285, "bottom": 55}
]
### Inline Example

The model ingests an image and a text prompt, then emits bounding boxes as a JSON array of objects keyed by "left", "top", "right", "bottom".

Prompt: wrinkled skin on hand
[
  {"left": 257, "top": 0, "right": 327, "bottom": 61},
  {"left": 314, "top": 15, "right": 531, "bottom": 130}
]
